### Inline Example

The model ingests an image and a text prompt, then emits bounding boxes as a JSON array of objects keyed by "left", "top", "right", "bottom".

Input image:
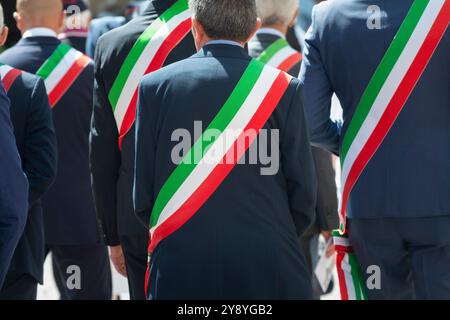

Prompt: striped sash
[
  {"left": 0, "top": 64, "right": 23, "bottom": 94},
  {"left": 257, "top": 38, "right": 302, "bottom": 73},
  {"left": 108, "top": 0, "right": 192, "bottom": 148},
  {"left": 147, "top": 60, "right": 292, "bottom": 256},
  {"left": 333, "top": 231, "right": 367, "bottom": 300},
  {"left": 339, "top": 0, "right": 450, "bottom": 231},
  {"left": 36, "top": 43, "right": 91, "bottom": 108}
]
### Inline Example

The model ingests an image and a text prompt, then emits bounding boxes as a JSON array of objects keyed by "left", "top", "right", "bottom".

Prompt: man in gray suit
[{"left": 300, "top": 0, "right": 450, "bottom": 299}]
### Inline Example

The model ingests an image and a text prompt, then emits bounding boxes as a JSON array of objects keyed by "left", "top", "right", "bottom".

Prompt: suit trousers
[
  {"left": 348, "top": 216, "right": 450, "bottom": 300},
  {"left": 0, "top": 273, "right": 37, "bottom": 300},
  {"left": 120, "top": 234, "right": 148, "bottom": 300},
  {"left": 47, "top": 243, "right": 112, "bottom": 300}
]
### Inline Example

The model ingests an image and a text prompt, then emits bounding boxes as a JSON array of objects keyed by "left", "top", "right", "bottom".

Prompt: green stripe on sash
[
  {"left": 257, "top": 38, "right": 289, "bottom": 64},
  {"left": 36, "top": 43, "right": 72, "bottom": 80}
]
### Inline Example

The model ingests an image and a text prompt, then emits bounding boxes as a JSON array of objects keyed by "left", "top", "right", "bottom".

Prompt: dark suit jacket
[
  {"left": 134, "top": 44, "right": 317, "bottom": 299},
  {"left": 0, "top": 84, "right": 28, "bottom": 287},
  {"left": 0, "top": 68, "right": 57, "bottom": 282},
  {"left": 91, "top": 0, "right": 196, "bottom": 245},
  {"left": 0, "top": 36, "right": 100, "bottom": 248}
]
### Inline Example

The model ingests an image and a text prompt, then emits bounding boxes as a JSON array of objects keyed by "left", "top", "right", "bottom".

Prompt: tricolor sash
[
  {"left": 108, "top": 0, "right": 192, "bottom": 148},
  {"left": 339, "top": 0, "right": 450, "bottom": 231},
  {"left": 257, "top": 38, "right": 302, "bottom": 73},
  {"left": 147, "top": 60, "right": 292, "bottom": 256},
  {"left": 333, "top": 231, "right": 367, "bottom": 300},
  {"left": 36, "top": 43, "right": 91, "bottom": 108},
  {"left": 0, "top": 64, "right": 23, "bottom": 94}
]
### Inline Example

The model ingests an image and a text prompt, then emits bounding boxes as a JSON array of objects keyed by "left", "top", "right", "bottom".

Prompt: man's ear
[
  {"left": 288, "top": 8, "right": 299, "bottom": 28},
  {"left": 192, "top": 17, "right": 206, "bottom": 50},
  {"left": 58, "top": 10, "right": 65, "bottom": 32},
  {"left": 0, "top": 26, "right": 9, "bottom": 47},
  {"left": 246, "top": 18, "right": 262, "bottom": 44},
  {"left": 13, "top": 12, "right": 24, "bottom": 33}
]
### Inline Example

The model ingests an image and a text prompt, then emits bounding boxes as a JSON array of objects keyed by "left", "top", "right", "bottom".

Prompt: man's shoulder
[{"left": 96, "top": 18, "right": 144, "bottom": 60}]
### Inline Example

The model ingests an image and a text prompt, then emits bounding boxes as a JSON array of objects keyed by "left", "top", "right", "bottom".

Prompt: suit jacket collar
[
  {"left": 195, "top": 43, "right": 251, "bottom": 60},
  {"left": 15, "top": 36, "right": 61, "bottom": 48}
]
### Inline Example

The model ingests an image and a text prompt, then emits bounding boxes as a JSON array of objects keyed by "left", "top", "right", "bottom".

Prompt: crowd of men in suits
[{"left": 0, "top": 0, "right": 449, "bottom": 300}]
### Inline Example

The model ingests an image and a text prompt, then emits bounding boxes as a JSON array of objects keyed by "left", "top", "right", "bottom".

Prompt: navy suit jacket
[
  {"left": 0, "top": 68, "right": 57, "bottom": 282},
  {"left": 0, "top": 36, "right": 100, "bottom": 247},
  {"left": 300, "top": 0, "right": 450, "bottom": 219},
  {"left": 0, "top": 83, "right": 28, "bottom": 287},
  {"left": 134, "top": 44, "right": 317, "bottom": 299},
  {"left": 91, "top": 0, "right": 196, "bottom": 245}
]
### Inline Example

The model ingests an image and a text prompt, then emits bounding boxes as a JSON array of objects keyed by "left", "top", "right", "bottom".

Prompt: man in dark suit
[
  {"left": 249, "top": 0, "right": 339, "bottom": 299},
  {"left": 0, "top": 0, "right": 111, "bottom": 300},
  {"left": 134, "top": 0, "right": 317, "bottom": 299},
  {"left": 0, "top": 4, "right": 58, "bottom": 298},
  {"left": 300, "top": 0, "right": 450, "bottom": 299},
  {"left": 0, "top": 82, "right": 28, "bottom": 290},
  {"left": 91, "top": 0, "right": 196, "bottom": 299}
]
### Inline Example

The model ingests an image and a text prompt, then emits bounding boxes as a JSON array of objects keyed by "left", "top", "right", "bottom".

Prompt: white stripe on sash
[{"left": 44, "top": 49, "right": 83, "bottom": 93}]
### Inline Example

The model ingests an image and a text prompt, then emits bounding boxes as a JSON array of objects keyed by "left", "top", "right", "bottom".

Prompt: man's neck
[
  {"left": 22, "top": 27, "right": 58, "bottom": 38},
  {"left": 259, "top": 24, "right": 288, "bottom": 38}
]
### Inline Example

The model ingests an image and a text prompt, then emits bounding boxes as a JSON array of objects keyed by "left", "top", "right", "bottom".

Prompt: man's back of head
[
  {"left": 14, "top": 0, "right": 65, "bottom": 34},
  {"left": 189, "top": 0, "right": 260, "bottom": 49}
]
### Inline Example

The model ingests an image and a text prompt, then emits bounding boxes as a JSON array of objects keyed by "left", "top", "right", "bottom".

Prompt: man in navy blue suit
[
  {"left": 0, "top": 0, "right": 111, "bottom": 299},
  {"left": 91, "top": 0, "right": 196, "bottom": 299},
  {"left": 134, "top": 0, "right": 317, "bottom": 299},
  {"left": 0, "top": 82, "right": 28, "bottom": 290},
  {"left": 0, "top": 3, "right": 58, "bottom": 299},
  {"left": 300, "top": 0, "right": 450, "bottom": 299}
]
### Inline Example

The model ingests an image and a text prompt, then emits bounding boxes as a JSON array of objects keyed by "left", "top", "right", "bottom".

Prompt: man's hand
[
  {"left": 321, "top": 231, "right": 336, "bottom": 258},
  {"left": 110, "top": 245, "right": 127, "bottom": 277}
]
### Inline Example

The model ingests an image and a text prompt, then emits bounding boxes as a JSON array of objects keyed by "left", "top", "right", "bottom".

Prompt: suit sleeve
[
  {"left": 25, "top": 78, "right": 57, "bottom": 208},
  {"left": 311, "top": 147, "right": 339, "bottom": 231},
  {"left": 299, "top": 5, "right": 341, "bottom": 155},
  {"left": 282, "top": 80, "right": 317, "bottom": 236},
  {"left": 0, "top": 84, "right": 28, "bottom": 287},
  {"left": 133, "top": 81, "right": 156, "bottom": 229},
  {"left": 90, "top": 45, "right": 121, "bottom": 246}
]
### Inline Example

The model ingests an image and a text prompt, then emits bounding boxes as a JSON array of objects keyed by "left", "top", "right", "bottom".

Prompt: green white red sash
[
  {"left": 257, "top": 38, "right": 302, "bottom": 73},
  {"left": 147, "top": 60, "right": 292, "bottom": 256},
  {"left": 333, "top": 231, "right": 367, "bottom": 300},
  {"left": 0, "top": 64, "right": 23, "bottom": 94},
  {"left": 108, "top": 0, "right": 192, "bottom": 148},
  {"left": 36, "top": 43, "right": 91, "bottom": 108},
  {"left": 339, "top": 0, "right": 450, "bottom": 231}
]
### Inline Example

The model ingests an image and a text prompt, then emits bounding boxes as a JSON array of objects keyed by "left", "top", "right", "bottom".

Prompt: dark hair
[{"left": 189, "top": 0, "right": 257, "bottom": 42}]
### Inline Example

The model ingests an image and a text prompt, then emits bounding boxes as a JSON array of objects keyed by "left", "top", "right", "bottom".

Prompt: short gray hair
[
  {"left": 256, "top": 0, "right": 298, "bottom": 25},
  {"left": 189, "top": 0, "right": 257, "bottom": 42}
]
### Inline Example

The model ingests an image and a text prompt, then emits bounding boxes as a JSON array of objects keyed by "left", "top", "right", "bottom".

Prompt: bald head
[{"left": 15, "top": 0, "right": 65, "bottom": 34}]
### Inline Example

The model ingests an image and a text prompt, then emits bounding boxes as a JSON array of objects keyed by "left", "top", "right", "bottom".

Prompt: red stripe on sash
[
  {"left": 278, "top": 52, "right": 302, "bottom": 73},
  {"left": 147, "top": 72, "right": 291, "bottom": 255},
  {"left": 2, "top": 68, "right": 23, "bottom": 94},
  {"left": 340, "top": 2, "right": 450, "bottom": 221},
  {"left": 48, "top": 54, "right": 91, "bottom": 108},
  {"left": 118, "top": 19, "right": 192, "bottom": 148},
  {"left": 336, "top": 253, "right": 349, "bottom": 300}
]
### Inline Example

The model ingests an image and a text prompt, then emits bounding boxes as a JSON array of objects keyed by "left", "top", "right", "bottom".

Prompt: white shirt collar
[
  {"left": 205, "top": 40, "right": 244, "bottom": 48},
  {"left": 256, "top": 28, "right": 286, "bottom": 39},
  {"left": 23, "top": 28, "right": 58, "bottom": 39}
]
